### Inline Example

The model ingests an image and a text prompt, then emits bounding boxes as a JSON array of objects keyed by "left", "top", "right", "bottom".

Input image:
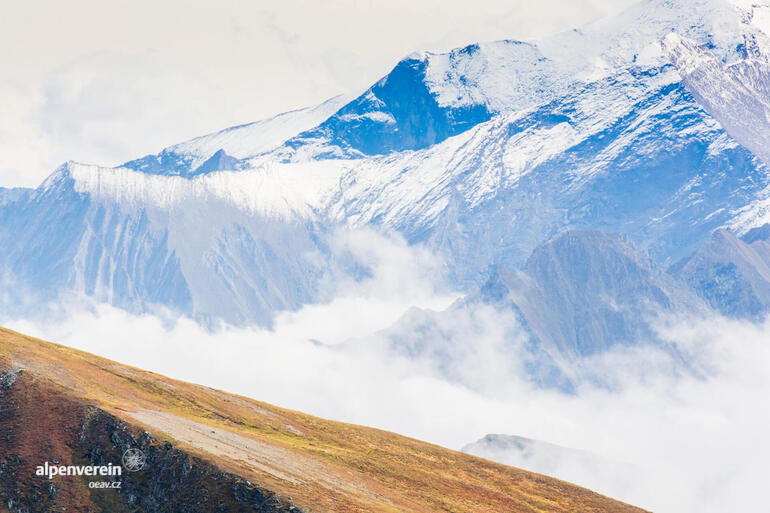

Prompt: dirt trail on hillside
[{"left": 126, "top": 409, "right": 386, "bottom": 500}]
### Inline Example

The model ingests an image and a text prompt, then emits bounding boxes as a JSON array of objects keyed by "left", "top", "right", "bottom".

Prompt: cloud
[{"left": 4, "top": 229, "right": 769, "bottom": 513}]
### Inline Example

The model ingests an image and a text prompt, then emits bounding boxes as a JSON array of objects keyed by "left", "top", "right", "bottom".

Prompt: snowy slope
[
  {"left": 276, "top": 40, "right": 575, "bottom": 158},
  {"left": 121, "top": 94, "right": 349, "bottom": 176},
  {"left": 0, "top": 162, "right": 335, "bottom": 326},
  {"left": 59, "top": 66, "right": 766, "bottom": 294},
  {"left": 0, "top": 188, "right": 27, "bottom": 207},
  {"left": 663, "top": 32, "right": 770, "bottom": 165},
  {"left": 540, "top": 0, "right": 767, "bottom": 74},
  {"left": 2, "top": 0, "right": 770, "bottom": 334},
  {"left": 320, "top": 65, "right": 765, "bottom": 273}
]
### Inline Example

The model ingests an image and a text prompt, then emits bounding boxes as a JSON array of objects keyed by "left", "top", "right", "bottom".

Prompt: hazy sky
[{"left": 0, "top": 0, "right": 638, "bottom": 187}]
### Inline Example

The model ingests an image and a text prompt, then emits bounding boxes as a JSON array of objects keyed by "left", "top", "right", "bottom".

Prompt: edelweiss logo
[{"left": 122, "top": 448, "right": 147, "bottom": 472}]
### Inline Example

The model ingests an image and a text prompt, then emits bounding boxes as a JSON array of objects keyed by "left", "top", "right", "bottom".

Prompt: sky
[{"left": 0, "top": 0, "right": 638, "bottom": 188}]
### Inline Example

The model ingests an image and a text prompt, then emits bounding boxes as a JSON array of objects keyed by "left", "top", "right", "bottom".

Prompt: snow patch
[{"left": 68, "top": 161, "right": 346, "bottom": 220}]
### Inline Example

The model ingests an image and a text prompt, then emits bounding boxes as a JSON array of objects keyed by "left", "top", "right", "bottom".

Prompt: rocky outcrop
[
  {"left": 0, "top": 368, "right": 20, "bottom": 390},
  {"left": 0, "top": 365, "right": 301, "bottom": 513},
  {"left": 670, "top": 226, "right": 770, "bottom": 320}
]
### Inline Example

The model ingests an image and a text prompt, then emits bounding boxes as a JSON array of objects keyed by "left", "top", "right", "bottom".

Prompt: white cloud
[
  {"left": 0, "top": 0, "right": 637, "bottom": 187},
  {"left": 4, "top": 231, "right": 769, "bottom": 513}
]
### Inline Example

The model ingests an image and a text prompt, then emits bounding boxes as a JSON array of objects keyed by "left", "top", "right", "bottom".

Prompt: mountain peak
[
  {"left": 190, "top": 149, "right": 242, "bottom": 176},
  {"left": 495, "top": 231, "right": 704, "bottom": 359},
  {"left": 120, "top": 94, "right": 349, "bottom": 177}
]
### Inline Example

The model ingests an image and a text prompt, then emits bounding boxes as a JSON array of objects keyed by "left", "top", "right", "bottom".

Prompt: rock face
[
  {"left": 670, "top": 226, "right": 770, "bottom": 320},
  {"left": 0, "top": 368, "right": 20, "bottom": 390},
  {"left": 375, "top": 231, "right": 706, "bottom": 390},
  {"left": 663, "top": 30, "right": 770, "bottom": 166},
  {"left": 0, "top": 367, "right": 299, "bottom": 513},
  {"left": 190, "top": 149, "right": 243, "bottom": 176},
  {"left": 486, "top": 231, "right": 704, "bottom": 359}
]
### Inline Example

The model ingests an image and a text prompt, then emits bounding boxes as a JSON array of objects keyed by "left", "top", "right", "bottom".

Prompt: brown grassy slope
[{"left": 0, "top": 327, "right": 648, "bottom": 513}]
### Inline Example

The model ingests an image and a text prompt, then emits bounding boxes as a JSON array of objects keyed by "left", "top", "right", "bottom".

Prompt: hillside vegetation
[{"left": 0, "top": 327, "right": 647, "bottom": 513}]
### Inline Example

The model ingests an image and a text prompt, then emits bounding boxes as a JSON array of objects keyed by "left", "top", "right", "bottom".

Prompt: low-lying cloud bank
[{"left": 3, "top": 233, "right": 769, "bottom": 513}]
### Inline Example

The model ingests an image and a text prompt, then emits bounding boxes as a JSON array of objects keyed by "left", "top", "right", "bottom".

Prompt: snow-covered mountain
[
  {"left": 279, "top": 40, "right": 575, "bottom": 158},
  {"left": 121, "top": 94, "right": 349, "bottom": 176},
  {"left": 2, "top": 0, "right": 770, "bottom": 353}
]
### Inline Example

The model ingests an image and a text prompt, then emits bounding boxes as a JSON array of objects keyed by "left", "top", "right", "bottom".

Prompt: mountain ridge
[
  {"left": 0, "top": 326, "right": 649, "bottom": 513},
  {"left": 2, "top": 0, "right": 770, "bottom": 344}
]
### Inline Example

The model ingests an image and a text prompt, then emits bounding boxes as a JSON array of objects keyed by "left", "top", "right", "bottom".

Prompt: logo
[
  {"left": 122, "top": 448, "right": 147, "bottom": 472},
  {"left": 35, "top": 461, "right": 121, "bottom": 479}
]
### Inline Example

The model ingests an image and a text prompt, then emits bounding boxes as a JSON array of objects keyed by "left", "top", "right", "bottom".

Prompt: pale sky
[{"left": 0, "top": 0, "right": 637, "bottom": 187}]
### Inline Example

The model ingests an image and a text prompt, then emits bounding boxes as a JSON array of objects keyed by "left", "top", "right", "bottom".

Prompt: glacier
[{"left": 2, "top": 0, "right": 770, "bottom": 365}]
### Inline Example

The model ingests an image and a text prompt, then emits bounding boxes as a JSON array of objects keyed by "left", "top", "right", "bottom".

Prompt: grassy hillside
[{"left": 0, "top": 327, "right": 647, "bottom": 513}]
